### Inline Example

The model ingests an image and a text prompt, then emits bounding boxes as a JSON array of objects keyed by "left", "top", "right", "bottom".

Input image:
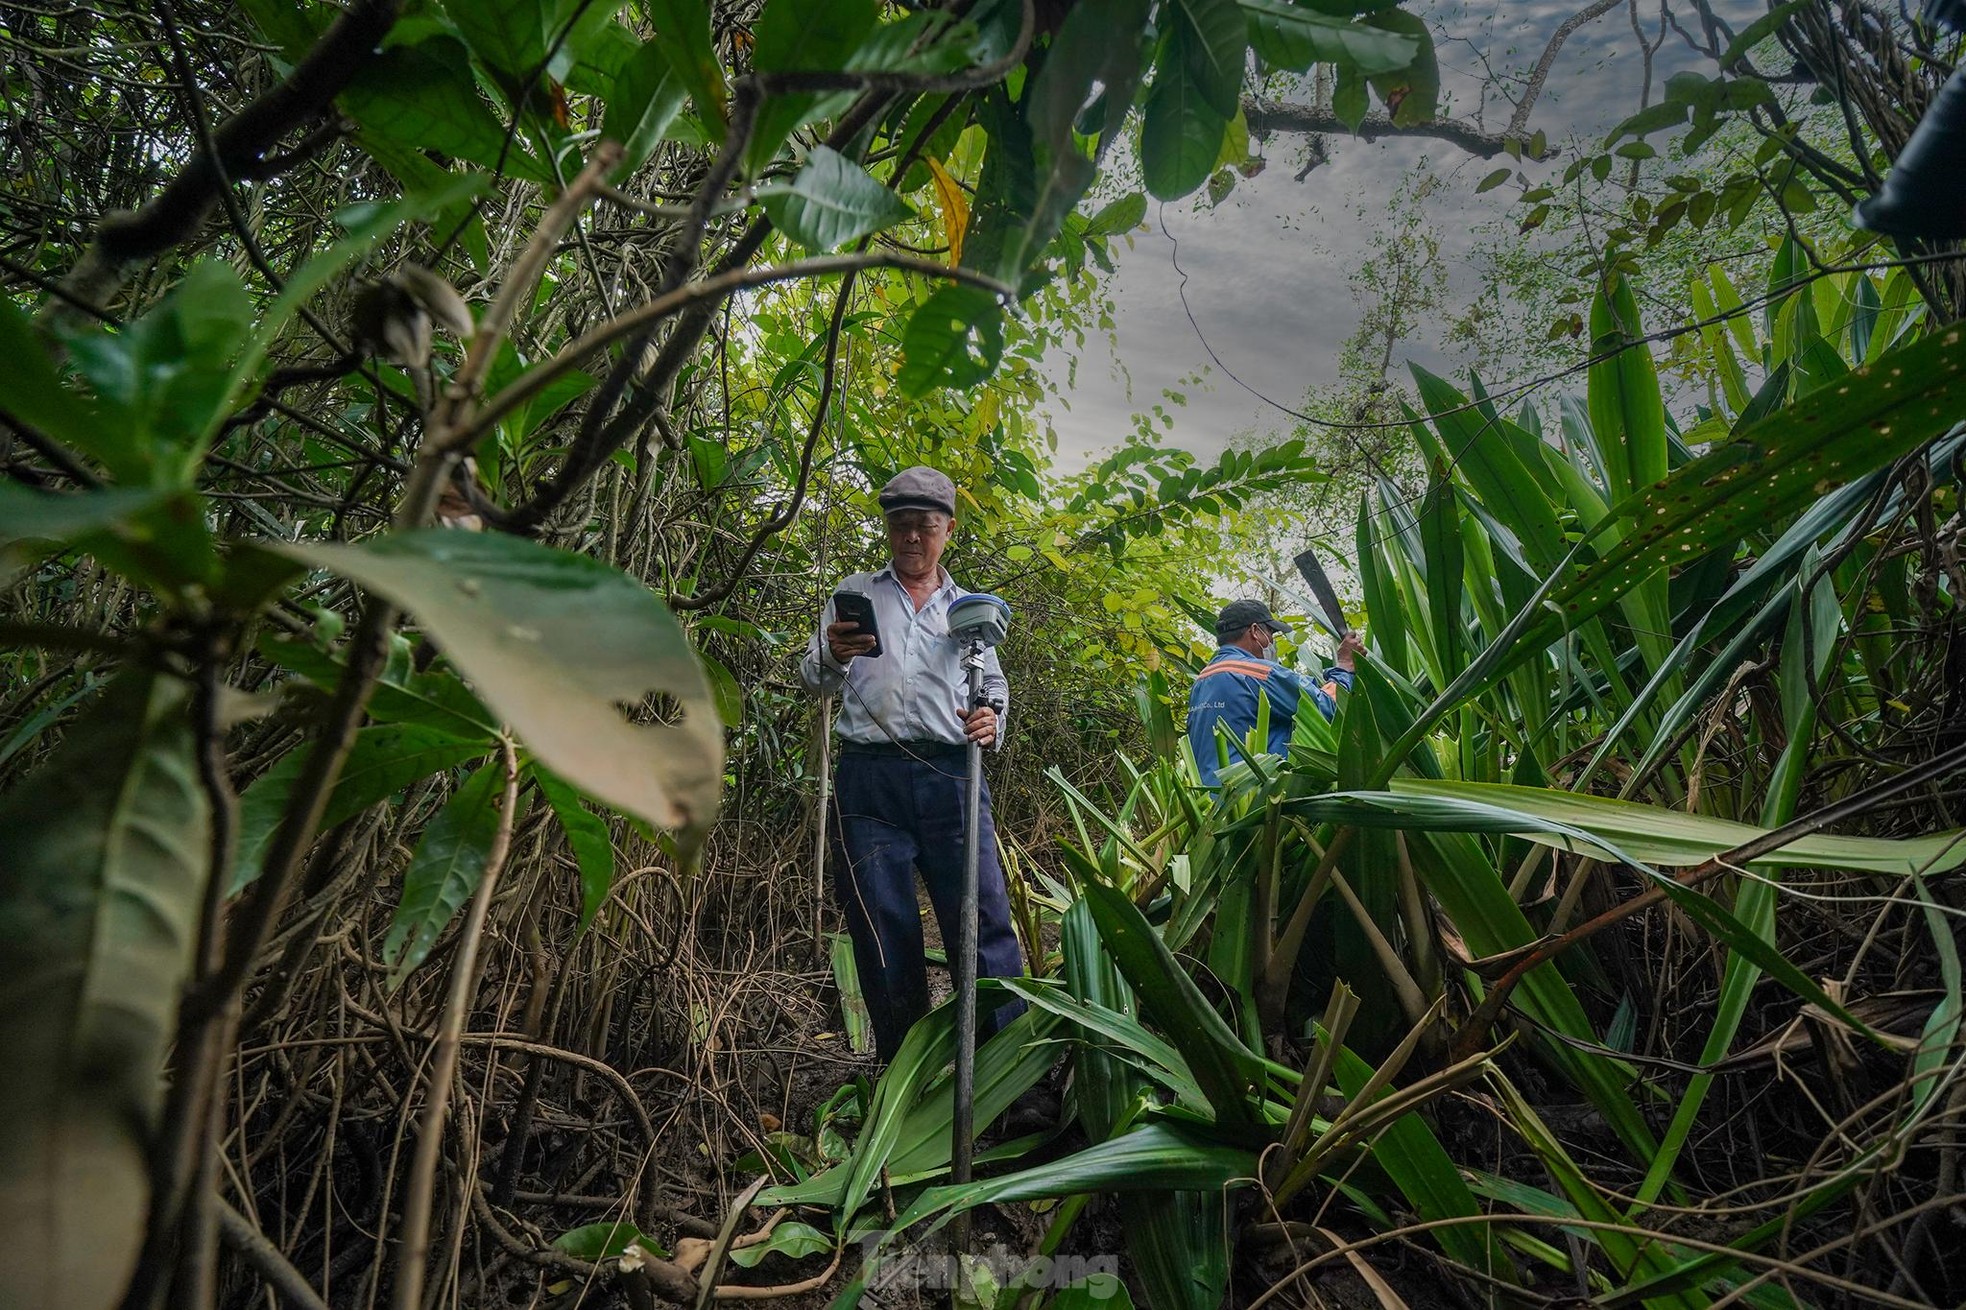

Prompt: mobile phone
[{"left": 831, "top": 591, "right": 883, "bottom": 659}]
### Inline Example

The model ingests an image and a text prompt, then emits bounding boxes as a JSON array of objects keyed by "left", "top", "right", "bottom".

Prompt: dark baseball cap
[
  {"left": 1216, "top": 598, "right": 1289, "bottom": 638},
  {"left": 878, "top": 466, "right": 957, "bottom": 517}
]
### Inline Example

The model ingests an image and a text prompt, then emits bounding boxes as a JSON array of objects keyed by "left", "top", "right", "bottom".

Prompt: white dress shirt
[{"left": 799, "top": 564, "right": 1009, "bottom": 747}]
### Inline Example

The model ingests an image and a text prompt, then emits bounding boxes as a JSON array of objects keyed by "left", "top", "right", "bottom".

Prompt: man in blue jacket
[{"left": 1187, "top": 599, "right": 1362, "bottom": 787}]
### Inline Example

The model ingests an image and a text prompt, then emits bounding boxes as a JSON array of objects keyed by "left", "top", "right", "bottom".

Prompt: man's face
[
  {"left": 1253, "top": 624, "right": 1277, "bottom": 661},
  {"left": 886, "top": 509, "right": 951, "bottom": 575}
]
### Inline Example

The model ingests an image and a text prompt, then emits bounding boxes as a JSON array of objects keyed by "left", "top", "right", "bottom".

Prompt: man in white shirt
[{"left": 799, "top": 467, "right": 1025, "bottom": 1062}]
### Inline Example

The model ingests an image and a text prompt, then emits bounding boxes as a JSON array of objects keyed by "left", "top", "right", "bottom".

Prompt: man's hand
[
  {"left": 826, "top": 620, "right": 878, "bottom": 663},
  {"left": 962, "top": 704, "right": 998, "bottom": 748},
  {"left": 1335, "top": 629, "right": 1364, "bottom": 672}
]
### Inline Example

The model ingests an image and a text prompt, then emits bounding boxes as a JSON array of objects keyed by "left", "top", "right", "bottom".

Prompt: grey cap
[
  {"left": 878, "top": 466, "right": 957, "bottom": 517},
  {"left": 1216, "top": 598, "right": 1289, "bottom": 638}
]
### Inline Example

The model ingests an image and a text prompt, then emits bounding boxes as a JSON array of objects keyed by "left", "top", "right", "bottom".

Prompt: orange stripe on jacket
[{"left": 1196, "top": 660, "right": 1272, "bottom": 682}]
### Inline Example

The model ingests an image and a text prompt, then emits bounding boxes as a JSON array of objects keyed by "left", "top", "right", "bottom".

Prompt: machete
[{"left": 1292, "top": 547, "right": 1351, "bottom": 639}]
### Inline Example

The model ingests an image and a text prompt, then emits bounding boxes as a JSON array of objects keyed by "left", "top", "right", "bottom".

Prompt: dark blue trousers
[{"left": 832, "top": 748, "right": 1026, "bottom": 1063}]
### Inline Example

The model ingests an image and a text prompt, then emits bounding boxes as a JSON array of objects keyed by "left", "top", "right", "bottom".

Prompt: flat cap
[
  {"left": 1216, "top": 598, "right": 1289, "bottom": 638},
  {"left": 878, "top": 466, "right": 957, "bottom": 517}
]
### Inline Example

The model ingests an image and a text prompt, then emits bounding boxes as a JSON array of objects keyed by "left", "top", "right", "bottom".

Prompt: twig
[
  {"left": 468, "top": 252, "right": 1011, "bottom": 453},
  {"left": 392, "top": 738, "right": 521, "bottom": 1310},
  {"left": 217, "top": 1198, "right": 329, "bottom": 1310},
  {"left": 670, "top": 271, "right": 855, "bottom": 611}
]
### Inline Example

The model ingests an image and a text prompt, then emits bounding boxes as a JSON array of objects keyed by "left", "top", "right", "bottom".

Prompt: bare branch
[
  {"left": 1508, "top": 0, "right": 1624, "bottom": 136},
  {"left": 1244, "top": 97, "right": 1522, "bottom": 160}
]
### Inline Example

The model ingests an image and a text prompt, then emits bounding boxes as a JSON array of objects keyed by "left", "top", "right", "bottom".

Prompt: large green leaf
[
  {"left": 1082, "top": 881, "right": 1266, "bottom": 1133},
  {"left": 1174, "top": 0, "right": 1248, "bottom": 118},
  {"left": 1549, "top": 324, "right": 1966, "bottom": 640},
  {"left": 58, "top": 262, "right": 251, "bottom": 485},
  {"left": 746, "top": 0, "right": 881, "bottom": 169},
  {"left": 898, "top": 286, "right": 1005, "bottom": 395},
  {"left": 1141, "top": 38, "right": 1228, "bottom": 200},
  {"left": 273, "top": 531, "right": 723, "bottom": 838},
  {"left": 891, "top": 1123, "right": 1257, "bottom": 1230},
  {"left": 532, "top": 768, "right": 616, "bottom": 933},
  {"left": 602, "top": 36, "right": 689, "bottom": 175},
  {"left": 447, "top": 0, "right": 554, "bottom": 81},
  {"left": 232, "top": 724, "right": 490, "bottom": 892},
  {"left": 0, "top": 298, "right": 111, "bottom": 470},
  {"left": 0, "top": 485, "right": 173, "bottom": 570},
  {"left": 1390, "top": 778, "right": 1966, "bottom": 877},
  {"left": 644, "top": 0, "right": 725, "bottom": 127},
  {"left": 0, "top": 671, "right": 209, "bottom": 1310},
  {"left": 1241, "top": 0, "right": 1418, "bottom": 74},
  {"left": 258, "top": 634, "right": 498, "bottom": 742},
  {"left": 383, "top": 763, "right": 525, "bottom": 982},
  {"left": 1122, "top": 1190, "right": 1231, "bottom": 1310},
  {"left": 758, "top": 147, "right": 915, "bottom": 252},
  {"left": 340, "top": 35, "right": 551, "bottom": 183}
]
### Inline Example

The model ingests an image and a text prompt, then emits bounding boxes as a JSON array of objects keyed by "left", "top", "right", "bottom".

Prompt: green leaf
[
  {"left": 533, "top": 768, "right": 616, "bottom": 932},
  {"left": 273, "top": 530, "right": 724, "bottom": 839},
  {"left": 1142, "top": 45, "right": 1228, "bottom": 200},
  {"left": 898, "top": 285, "right": 1005, "bottom": 395},
  {"left": 553, "top": 1220, "right": 668, "bottom": 1260},
  {"left": 0, "top": 671, "right": 208, "bottom": 1310},
  {"left": 1390, "top": 778, "right": 1966, "bottom": 878},
  {"left": 1033, "top": 0, "right": 1151, "bottom": 152},
  {"left": 891, "top": 1123, "right": 1257, "bottom": 1231},
  {"left": 258, "top": 635, "right": 498, "bottom": 741},
  {"left": 447, "top": 0, "right": 551, "bottom": 82},
  {"left": 1607, "top": 100, "right": 1689, "bottom": 142},
  {"left": 1123, "top": 1191, "right": 1229, "bottom": 1310},
  {"left": 0, "top": 485, "right": 173, "bottom": 571},
  {"left": 1082, "top": 882, "right": 1265, "bottom": 1132},
  {"left": 1174, "top": 0, "right": 1248, "bottom": 118},
  {"left": 727, "top": 1221, "right": 832, "bottom": 1268},
  {"left": 340, "top": 35, "right": 551, "bottom": 183},
  {"left": 1085, "top": 192, "right": 1148, "bottom": 236},
  {"left": 1475, "top": 166, "right": 1512, "bottom": 193},
  {"left": 1332, "top": 64, "right": 1368, "bottom": 131},
  {"left": 233, "top": 725, "right": 492, "bottom": 892},
  {"left": 1719, "top": 0, "right": 1811, "bottom": 68},
  {"left": 1362, "top": 8, "right": 1435, "bottom": 124},
  {"left": 1548, "top": 325, "right": 1966, "bottom": 643},
  {"left": 1419, "top": 471, "right": 1465, "bottom": 682},
  {"left": 697, "top": 649, "right": 745, "bottom": 728},
  {"left": 0, "top": 298, "right": 110, "bottom": 469},
  {"left": 645, "top": 0, "right": 725, "bottom": 127},
  {"left": 758, "top": 146, "right": 915, "bottom": 252},
  {"left": 603, "top": 36, "right": 689, "bottom": 175},
  {"left": 58, "top": 261, "right": 251, "bottom": 485},
  {"left": 384, "top": 762, "right": 523, "bottom": 982},
  {"left": 1241, "top": 0, "right": 1418, "bottom": 75},
  {"left": 746, "top": 0, "right": 881, "bottom": 168}
]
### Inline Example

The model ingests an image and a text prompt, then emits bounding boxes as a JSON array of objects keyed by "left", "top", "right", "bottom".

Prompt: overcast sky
[{"left": 1038, "top": 0, "right": 1728, "bottom": 471}]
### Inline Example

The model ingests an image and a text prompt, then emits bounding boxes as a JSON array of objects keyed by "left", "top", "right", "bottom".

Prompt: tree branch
[
  {"left": 54, "top": 0, "right": 402, "bottom": 316},
  {"left": 1507, "top": 0, "right": 1624, "bottom": 136},
  {"left": 1243, "top": 97, "right": 1523, "bottom": 159}
]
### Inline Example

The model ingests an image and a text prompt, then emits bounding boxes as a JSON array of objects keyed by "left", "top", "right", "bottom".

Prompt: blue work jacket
[{"left": 1185, "top": 646, "right": 1355, "bottom": 787}]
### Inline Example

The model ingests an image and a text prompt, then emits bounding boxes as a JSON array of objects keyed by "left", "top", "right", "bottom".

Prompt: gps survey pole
[{"left": 945, "top": 593, "right": 1012, "bottom": 1251}]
